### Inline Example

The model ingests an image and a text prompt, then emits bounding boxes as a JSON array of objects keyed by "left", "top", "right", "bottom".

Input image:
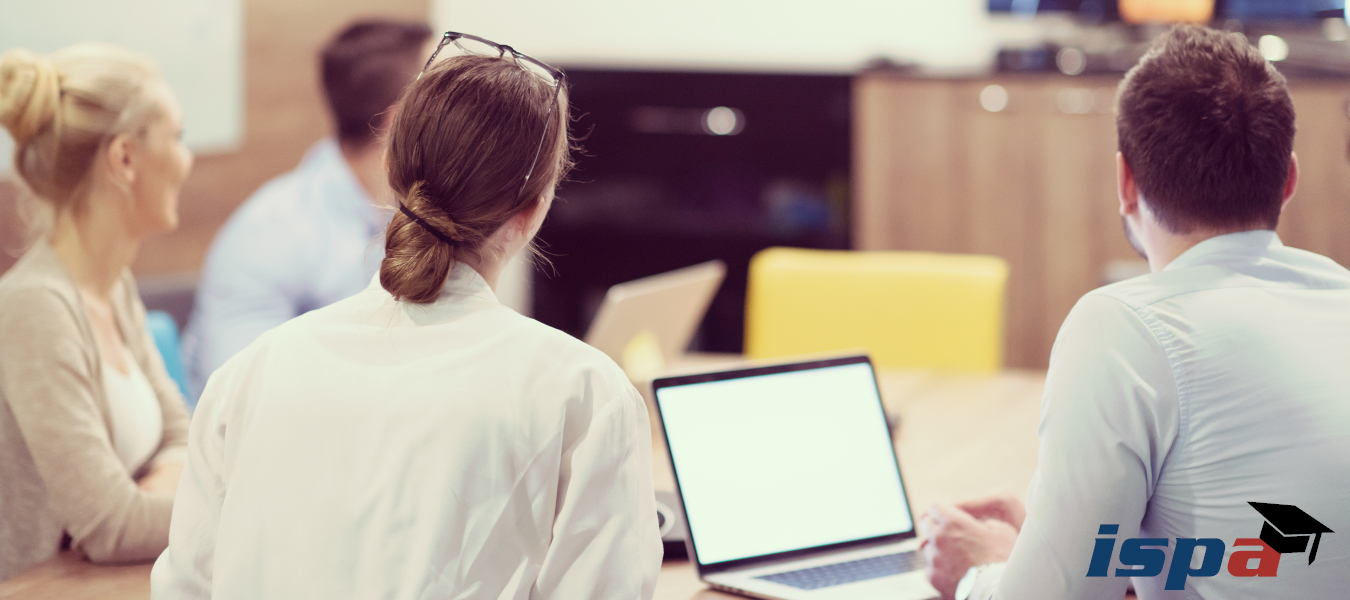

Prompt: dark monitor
[
  {"left": 531, "top": 69, "right": 851, "bottom": 354},
  {"left": 989, "top": 0, "right": 1120, "bottom": 21},
  {"left": 1219, "top": 0, "right": 1344, "bottom": 20}
]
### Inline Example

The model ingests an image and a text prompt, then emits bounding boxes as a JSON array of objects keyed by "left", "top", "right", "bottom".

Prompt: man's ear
[
  {"left": 1281, "top": 152, "right": 1299, "bottom": 212},
  {"left": 1118, "top": 152, "right": 1139, "bottom": 217}
]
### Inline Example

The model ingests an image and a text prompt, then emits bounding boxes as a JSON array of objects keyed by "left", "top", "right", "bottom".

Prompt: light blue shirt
[
  {"left": 971, "top": 230, "right": 1350, "bottom": 599},
  {"left": 184, "top": 138, "right": 387, "bottom": 402}
]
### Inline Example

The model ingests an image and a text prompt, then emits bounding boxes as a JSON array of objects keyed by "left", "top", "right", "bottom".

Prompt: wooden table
[
  {"left": 0, "top": 552, "right": 151, "bottom": 600},
  {"left": 0, "top": 368, "right": 1047, "bottom": 600}
]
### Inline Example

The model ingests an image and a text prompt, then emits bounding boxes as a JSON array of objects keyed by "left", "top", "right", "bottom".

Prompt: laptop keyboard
[{"left": 757, "top": 550, "right": 923, "bottom": 590}]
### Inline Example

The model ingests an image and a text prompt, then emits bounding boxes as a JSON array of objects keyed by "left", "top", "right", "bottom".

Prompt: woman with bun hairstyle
[
  {"left": 153, "top": 33, "right": 661, "bottom": 599},
  {"left": 0, "top": 44, "right": 193, "bottom": 581}
]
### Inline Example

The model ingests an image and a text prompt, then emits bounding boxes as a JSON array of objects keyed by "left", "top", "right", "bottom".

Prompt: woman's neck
[
  {"left": 456, "top": 246, "right": 501, "bottom": 291},
  {"left": 47, "top": 200, "right": 139, "bottom": 300}
]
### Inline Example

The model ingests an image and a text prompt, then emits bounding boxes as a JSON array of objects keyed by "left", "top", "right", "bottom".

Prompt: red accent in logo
[{"left": 1227, "top": 538, "right": 1281, "bottom": 577}]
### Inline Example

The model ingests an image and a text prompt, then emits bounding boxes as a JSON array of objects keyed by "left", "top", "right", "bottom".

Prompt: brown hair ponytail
[{"left": 379, "top": 53, "right": 571, "bottom": 304}]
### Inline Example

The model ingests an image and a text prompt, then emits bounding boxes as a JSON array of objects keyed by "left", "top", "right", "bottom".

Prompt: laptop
[
  {"left": 652, "top": 355, "right": 939, "bottom": 600},
  {"left": 584, "top": 260, "right": 725, "bottom": 365}
]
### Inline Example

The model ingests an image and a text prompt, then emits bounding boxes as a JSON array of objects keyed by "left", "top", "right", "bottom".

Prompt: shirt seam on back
[
  {"left": 1123, "top": 300, "right": 1189, "bottom": 480},
  {"left": 1090, "top": 293, "right": 1187, "bottom": 496}
]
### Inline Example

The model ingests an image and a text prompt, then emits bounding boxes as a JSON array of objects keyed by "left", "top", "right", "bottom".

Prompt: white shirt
[
  {"left": 183, "top": 138, "right": 387, "bottom": 403},
  {"left": 969, "top": 231, "right": 1350, "bottom": 599},
  {"left": 102, "top": 346, "right": 164, "bottom": 474},
  {"left": 152, "top": 264, "right": 662, "bottom": 599}
]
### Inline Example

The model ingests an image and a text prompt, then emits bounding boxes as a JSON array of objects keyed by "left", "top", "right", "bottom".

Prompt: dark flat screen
[
  {"left": 1221, "top": 0, "right": 1343, "bottom": 20},
  {"left": 989, "top": 0, "right": 1119, "bottom": 20}
]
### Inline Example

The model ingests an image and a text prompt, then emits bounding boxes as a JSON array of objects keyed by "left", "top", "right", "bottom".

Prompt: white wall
[
  {"left": 0, "top": 0, "right": 243, "bottom": 173},
  {"left": 432, "top": 0, "right": 995, "bottom": 73}
]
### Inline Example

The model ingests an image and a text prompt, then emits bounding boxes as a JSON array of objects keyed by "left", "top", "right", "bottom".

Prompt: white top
[
  {"left": 968, "top": 231, "right": 1350, "bottom": 599},
  {"left": 102, "top": 346, "right": 164, "bottom": 474},
  {"left": 152, "top": 264, "right": 662, "bottom": 600}
]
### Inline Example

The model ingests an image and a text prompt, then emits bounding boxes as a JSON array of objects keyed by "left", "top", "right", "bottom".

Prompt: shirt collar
[
  {"left": 439, "top": 262, "right": 499, "bottom": 304},
  {"left": 366, "top": 262, "right": 499, "bottom": 306},
  {"left": 1164, "top": 229, "right": 1283, "bottom": 272}
]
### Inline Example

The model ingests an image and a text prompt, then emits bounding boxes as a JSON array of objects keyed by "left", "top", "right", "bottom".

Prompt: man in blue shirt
[{"left": 184, "top": 20, "right": 433, "bottom": 401}]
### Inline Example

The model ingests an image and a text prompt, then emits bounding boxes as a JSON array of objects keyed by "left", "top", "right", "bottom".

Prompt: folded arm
[{"left": 0, "top": 288, "right": 176, "bottom": 563}]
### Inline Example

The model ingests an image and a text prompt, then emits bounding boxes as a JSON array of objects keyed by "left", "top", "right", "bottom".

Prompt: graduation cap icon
[{"left": 1249, "top": 502, "right": 1333, "bottom": 565}]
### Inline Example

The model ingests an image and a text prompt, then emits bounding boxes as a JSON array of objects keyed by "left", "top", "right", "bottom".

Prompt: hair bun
[
  {"left": 0, "top": 48, "right": 61, "bottom": 147},
  {"left": 403, "top": 181, "right": 472, "bottom": 244}
]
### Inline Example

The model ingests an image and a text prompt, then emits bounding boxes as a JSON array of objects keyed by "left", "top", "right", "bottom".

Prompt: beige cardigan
[{"left": 0, "top": 242, "right": 190, "bottom": 582}]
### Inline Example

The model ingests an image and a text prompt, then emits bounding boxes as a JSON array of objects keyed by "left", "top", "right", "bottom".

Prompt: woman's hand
[{"left": 137, "top": 462, "right": 184, "bottom": 495}]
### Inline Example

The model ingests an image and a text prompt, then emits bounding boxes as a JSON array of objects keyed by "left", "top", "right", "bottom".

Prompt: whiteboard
[
  {"left": 0, "top": 0, "right": 243, "bottom": 173},
  {"left": 431, "top": 0, "right": 994, "bottom": 74}
]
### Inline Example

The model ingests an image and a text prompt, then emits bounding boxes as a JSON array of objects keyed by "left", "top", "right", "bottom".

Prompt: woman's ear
[
  {"left": 510, "top": 195, "right": 551, "bottom": 239},
  {"left": 526, "top": 192, "right": 553, "bottom": 236},
  {"left": 104, "top": 134, "right": 137, "bottom": 194}
]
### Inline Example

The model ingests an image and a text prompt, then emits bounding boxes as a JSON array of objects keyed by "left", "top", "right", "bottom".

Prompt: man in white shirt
[
  {"left": 182, "top": 20, "right": 432, "bottom": 402},
  {"left": 919, "top": 24, "right": 1350, "bottom": 599}
]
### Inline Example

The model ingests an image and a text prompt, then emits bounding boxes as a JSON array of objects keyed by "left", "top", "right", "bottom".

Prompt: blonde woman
[{"left": 0, "top": 44, "right": 193, "bottom": 581}]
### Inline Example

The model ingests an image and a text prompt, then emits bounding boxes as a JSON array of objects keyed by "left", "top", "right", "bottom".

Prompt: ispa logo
[{"left": 1086, "top": 502, "right": 1332, "bottom": 590}]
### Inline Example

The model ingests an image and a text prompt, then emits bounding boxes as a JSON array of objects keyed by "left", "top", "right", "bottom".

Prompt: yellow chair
[
  {"left": 1119, "top": 0, "right": 1213, "bottom": 24},
  {"left": 744, "top": 248, "right": 1008, "bottom": 372}
]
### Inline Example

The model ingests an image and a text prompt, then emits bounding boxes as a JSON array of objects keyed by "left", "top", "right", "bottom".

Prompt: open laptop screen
[{"left": 655, "top": 359, "right": 915, "bottom": 566}]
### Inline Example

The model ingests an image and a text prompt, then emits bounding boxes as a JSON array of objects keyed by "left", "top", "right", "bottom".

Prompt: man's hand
[
  {"left": 918, "top": 503, "right": 1018, "bottom": 600},
  {"left": 137, "top": 462, "right": 184, "bottom": 496},
  {"left": 956, "top": 491, "right": 1027, "bottom": 533}
]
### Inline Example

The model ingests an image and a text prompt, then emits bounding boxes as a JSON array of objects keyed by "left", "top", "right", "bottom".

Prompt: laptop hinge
[{"left": 702, "top": 535, "right": 913, "bottom": 576}]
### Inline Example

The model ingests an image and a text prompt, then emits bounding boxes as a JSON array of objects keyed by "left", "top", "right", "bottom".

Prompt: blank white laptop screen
[{"left": 657, "top": 362, "right": 915, "bottom": 565}]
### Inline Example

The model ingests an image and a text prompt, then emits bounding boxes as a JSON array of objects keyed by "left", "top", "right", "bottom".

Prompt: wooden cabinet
[
  {"left": 1283, "top": 84, "right": 1350, "bottom": 265},
  {"left": 855, "top": 72, "right": 1350, "bottom": 369}
]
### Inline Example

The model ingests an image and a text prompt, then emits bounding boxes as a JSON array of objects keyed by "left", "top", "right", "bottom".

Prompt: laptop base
[{"left": 705, "top": 540, "right": 939, "bottom": 600}]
